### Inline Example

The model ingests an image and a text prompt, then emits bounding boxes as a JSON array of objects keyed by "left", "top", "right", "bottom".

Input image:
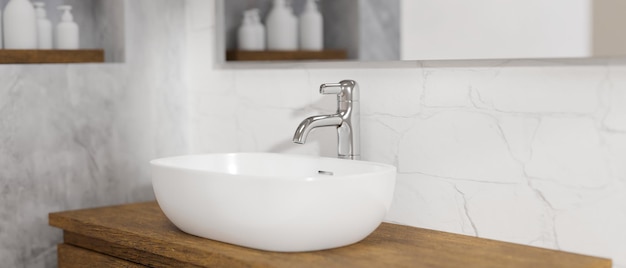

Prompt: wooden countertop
[{"left": 49, "top": 202, "right": 611, "bottom": 268}]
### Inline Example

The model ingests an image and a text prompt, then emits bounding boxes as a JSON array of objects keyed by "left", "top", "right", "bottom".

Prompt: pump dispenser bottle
[
  {"left": 3, "top": 0, "right": 37, "bottom": 49},
  {"left": 34, "top": 2, "right": 52, "bottom": 49},
  {"left": 238, "top": 9, "right": 265, "bottom": 51},
  {"left": 266, "top": 0, "right": 297, "bottom": 50},
  {"left": 55, "top": 5, "right": 79, "bottom": 49},
  {"left": 299, "top": 0, "right": 323, "bottom": 50}
]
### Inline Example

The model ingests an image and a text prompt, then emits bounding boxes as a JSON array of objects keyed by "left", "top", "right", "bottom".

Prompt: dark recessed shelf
[
  {"left": 0, "top": 49, "right": 105, "bottom": 64},
  {"left": 226, "top": 50, "right": 347, "bottom": 61}
]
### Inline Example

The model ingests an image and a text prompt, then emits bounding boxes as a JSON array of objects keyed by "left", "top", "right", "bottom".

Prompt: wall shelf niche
[{"left": 0, "top": 0, "right": 124, "bottom": 64}]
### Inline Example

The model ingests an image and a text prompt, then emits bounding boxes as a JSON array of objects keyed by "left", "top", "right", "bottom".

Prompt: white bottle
[
  {"left": 1, "top": 9, "right": 3, "bottom": 49},
  {"left": 238, "top": 9, "right": 266, "bottom": 51},
  {"left": 250, "top": 9, "right": 266, "bottom": 50},
  {"left": 299, "top": 0, "right": 323, "bottom": 51},
  {"left": 3, "top": 0, "right": 37, "bottom": 49},
  {"left": 55, "top": 5, "right": 79, "bottom": 49},
  {"left": 34, "top": 2, "right": 52, "bottom": 49},
  {"left": 237, "top": 10, "right": 256, "bottom": 50},
  {"left": 266, "top": 0, "right": 297, "bottom": 50}
]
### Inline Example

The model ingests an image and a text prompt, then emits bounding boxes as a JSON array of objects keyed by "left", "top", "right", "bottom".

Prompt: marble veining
[{"left": 187, "top": 2, "right": 626, "bottom": 266}]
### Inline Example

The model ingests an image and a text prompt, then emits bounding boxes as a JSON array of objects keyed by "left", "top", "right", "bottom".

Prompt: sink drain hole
[{"left": 318, "top": 170, "right": 334, "bottom": 176}]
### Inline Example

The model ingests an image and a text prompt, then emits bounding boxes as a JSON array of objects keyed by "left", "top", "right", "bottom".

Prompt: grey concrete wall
[{"left": 0, "top": 0, "right": 188, "bottom": 266}]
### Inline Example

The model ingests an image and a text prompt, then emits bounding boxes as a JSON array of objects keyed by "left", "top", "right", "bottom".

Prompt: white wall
[
  {"left": 401, "top": 0, "right": 591, "bottom": 60},
  {"left": 188, "top": 1, "right": 626, "bottom": 267}
]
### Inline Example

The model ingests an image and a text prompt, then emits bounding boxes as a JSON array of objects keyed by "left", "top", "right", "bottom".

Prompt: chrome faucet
[{"left": 293, "top": 80, "right": 360, "bottom": 160}]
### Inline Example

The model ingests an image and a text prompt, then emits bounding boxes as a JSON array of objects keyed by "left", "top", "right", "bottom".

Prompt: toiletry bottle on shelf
[
  {"left": 55, "top": 5, "right": 79, "bottom": 49},
  {"left": 237, "top": 10, "right": 255, "bottom": 50},
  {"left": 299, "top": 0, "right": 323, "bottom": 51},
  {"left": 34, "top": 2, "right": 52, "bottom": 49},
  {"left": 250, "top": 9, "right": 266, "bottom": 50},
  {"left": 3, "top": 0, "right": 37, "bottom": 49},
  {"left": 1, "top": 9, "right": 3, "bottom": 49},
  {"left": 266, "top": 0, "right": 297, "bottom": 50},
  {"left": 238, "top": 9, "right": 266, "bottom": 51}
]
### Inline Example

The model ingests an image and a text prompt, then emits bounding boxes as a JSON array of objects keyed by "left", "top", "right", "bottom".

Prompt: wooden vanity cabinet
[{"left": 49, "top": 202, "right": 611, "bottom": 268}]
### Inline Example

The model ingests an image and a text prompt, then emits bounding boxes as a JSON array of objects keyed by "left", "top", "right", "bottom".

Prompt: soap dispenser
[
  {"left": 3, "top": 0, "right": 37, "bottom": 49},
  {"left": 34, "top": 2, "right": 52, "bottom": 49},
  {"left": 55, "top": 5, "right": 79, "bottom": 49},
  {"left": 299, "top": 0, "right": 323, "bottom": 51},
  {"left": 266, "top": 0, "right": 297, "bottom": 50},
  {"left": 238, "top": 9, "right": 266, "bottom": 51}
]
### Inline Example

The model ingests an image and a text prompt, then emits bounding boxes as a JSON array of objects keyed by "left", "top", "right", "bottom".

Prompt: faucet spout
[
  {"left": 293, "top": 80, "right": 360, "bottom": 160},
  {"left": 293, "top": 114, "right": 343, "bottom": 144}
]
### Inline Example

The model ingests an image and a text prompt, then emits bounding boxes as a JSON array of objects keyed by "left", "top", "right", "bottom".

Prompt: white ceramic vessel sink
[{"left": 150, "top": 153, "right": 396, "bottom": 252}]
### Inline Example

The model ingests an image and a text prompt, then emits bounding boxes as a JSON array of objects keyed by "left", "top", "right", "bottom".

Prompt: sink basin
[{"left": 150, "top": 153, "right": 396, "bottom": 252}]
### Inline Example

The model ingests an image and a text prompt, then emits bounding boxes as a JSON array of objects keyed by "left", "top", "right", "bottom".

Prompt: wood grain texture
[
  {"left": 226, "top": 50, "right": 347, "bottom": 61},
  {"left": 58, "top": 243, "right": 146, "bottom": 268},
  {"left": 0, "top": 49, "right": 105, "bottom": 64},
  {"left": 63, "top": 232, "right": 206, "bottom": 268},
  {"left": 49, "top": 202, "right": 612, "bottom": 268}
]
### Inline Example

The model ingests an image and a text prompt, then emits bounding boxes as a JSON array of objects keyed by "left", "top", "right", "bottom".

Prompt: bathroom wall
[
  {"left": 187, "top": 1, "right": 626, "bottom": 267},
  {"left": 0, "top": 0, "right": 187, "bottom": 266},
  {"left": 1, "top": 0, "right": 624, "bottom": 267}
]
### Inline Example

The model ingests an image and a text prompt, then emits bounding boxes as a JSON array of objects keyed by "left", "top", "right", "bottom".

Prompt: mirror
[{"left": 219, "top": 0, "right": 626, "bottom": 62}]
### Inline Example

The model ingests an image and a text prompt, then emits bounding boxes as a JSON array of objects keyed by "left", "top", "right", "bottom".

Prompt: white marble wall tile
[
  {"left": 604, "top": 132, "right": 626, "bottom": 182},
  {"left": 495, "top": 114, "right": 541, "bottom": 163},
  {"left": 526, "top": 117, "right": 611, "bottom": 188},
  {"left": 385, "top": 174, "right": 475, "bottom": 236},
  {"left": 455, "top": 182, "right": 555, "bottom": 248},
  {"left": 233, "top": 70, "right": 311, "bottom": 110},
  {"left": 398, "top": 111, "right": 525, "bottom": 183},
  {"left": 421, "top": 67, "right": 498, "bottom": 108},
  {"left": 473, "top": 65, "right": 603, "bottom": 114},
  {"left": 360, "top": 116, "right": 408, "bottom": 165},
  {"left": 555, "top": 184, "right": 626, "bottom": 264},
  {"left": 602, "top": 65, "right": 626, "bottom": 132}
]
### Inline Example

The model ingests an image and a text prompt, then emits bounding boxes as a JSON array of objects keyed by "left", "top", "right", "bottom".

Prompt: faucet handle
[
  {"left": 319, "top": 80, "right": 359, "bottom": 102},
  {"left": 320, "top": 83, "right": 343, "bottom": 95}
]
